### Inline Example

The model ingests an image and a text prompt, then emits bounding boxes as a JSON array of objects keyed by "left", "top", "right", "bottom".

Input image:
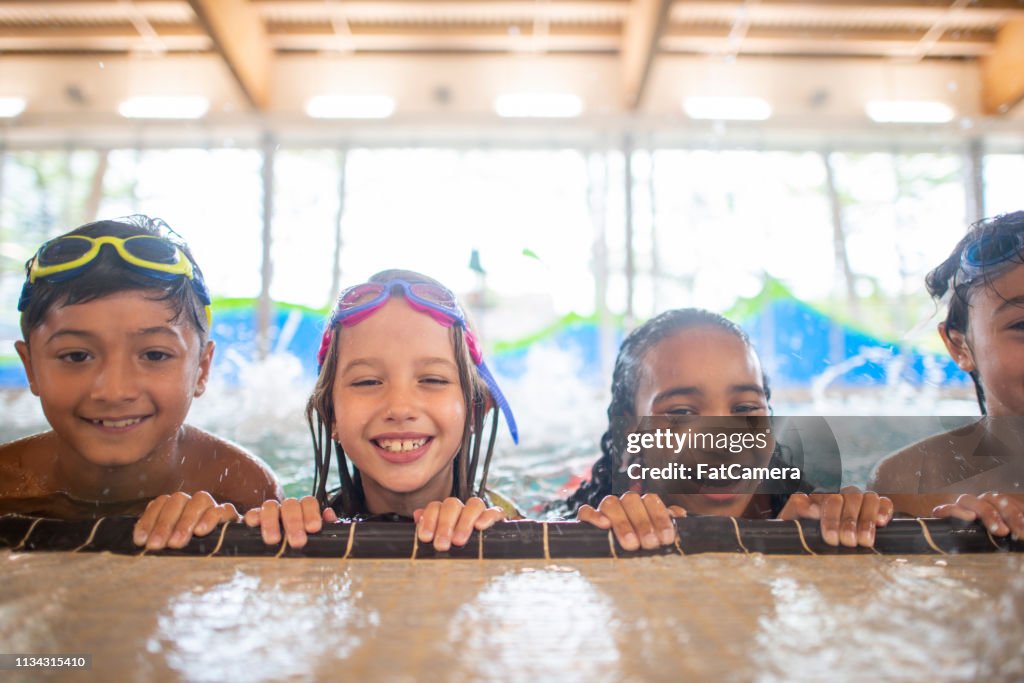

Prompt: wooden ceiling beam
[
  {"left": 621, "top": 0, "right": 673, "bottom": 110},
  {"left": 187, "top": 0, "right": 272, "bottom": 110},
  {"left": 670, "top": 1, "right": 1024, "bottom": 24},
  {"left": 660, "top": 32, "right": 992, "bottom": 57},
  {"left": 981, "top": 19, "right": 1024, "bottom": 115},
  {"left": 0, "top": 24, "right": 209, "bottom": 52},
  {"left": 271, "top": 33, "right": 620, "bottom": 53},
  {"left": 0, "top": 24, "right": 205, "bottom": 39}
]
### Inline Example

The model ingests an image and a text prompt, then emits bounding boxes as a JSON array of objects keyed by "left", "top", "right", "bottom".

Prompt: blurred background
[{"left": 1, "top": 0, "right": 1022, "bottom": 500}]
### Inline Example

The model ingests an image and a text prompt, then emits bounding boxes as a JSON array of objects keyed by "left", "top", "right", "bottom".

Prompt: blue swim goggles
[
  {"left": 959, "top": 232, "right": 1024, "bottom": 282},
  {"left": 18, "top": 233, "right": 212, "bottom": 325},
  {"left": 319, "top": 279, "right": 519, "bottom": 444}
]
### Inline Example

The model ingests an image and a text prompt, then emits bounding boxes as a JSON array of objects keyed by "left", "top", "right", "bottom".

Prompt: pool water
[
  {"left": 0, "top": 347, "right": 982, "bottom": 513},
  {"left": 2, "top": 551, "right": 1021, "bottom": 682}
]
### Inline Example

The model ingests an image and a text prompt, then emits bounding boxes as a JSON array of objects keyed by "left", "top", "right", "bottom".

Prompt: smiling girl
[
  {"left": 569, "top": 308, "right": 893, "bottom": 550},
  {"left": 870, "top": 211, "right": 1024, "bottom": 538},
  {"left": 245, "top": 270, "right": 519, "bottom": 551}
]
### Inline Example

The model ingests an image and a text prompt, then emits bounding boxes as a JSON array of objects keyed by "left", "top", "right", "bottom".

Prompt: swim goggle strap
[
  {"left": 18, "top": 234, "right": 213, "bottom": 325},
  {"left": 958, "top": 232, "right": 1024, "bottom": 283},
  {"left": 318, "top": 280, "right": 519, "bottom": 444}
]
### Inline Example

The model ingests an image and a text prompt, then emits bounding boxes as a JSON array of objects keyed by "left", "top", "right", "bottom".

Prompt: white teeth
[
  {"left": 376, "top": 438, "right": 428, "bottom": 453},
  {"left": 94, "top": 417, "right": 143, "bottom": 428}
]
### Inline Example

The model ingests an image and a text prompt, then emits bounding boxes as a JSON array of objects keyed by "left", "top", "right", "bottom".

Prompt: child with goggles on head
[
  {"left": 242, "top": 269, "right": 519, "bottom": 551},
  {"left": 870, "top": 211, "right": 1024, "bottom": 539},
  {"left": 568, "top": 308, "right": 893, "bottom": 551},
  {"left": 0, "top": 215, "right": 281, "bottom": 548}
]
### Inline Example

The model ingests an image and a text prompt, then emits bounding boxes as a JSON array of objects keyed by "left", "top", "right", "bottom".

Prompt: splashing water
[{"left": 0, "top": 340, "right": 980, "bottom": 509}]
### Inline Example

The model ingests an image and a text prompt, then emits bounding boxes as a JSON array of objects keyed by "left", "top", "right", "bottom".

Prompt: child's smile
[
  {"left": 16, "top": 291, "right": 211, "bottom": 475},
  {"left": 633, "top": 326, "right": 770, "bottom": 516},
  {"left": 371, "top": 432, "right": 434, "bottom": 464}
]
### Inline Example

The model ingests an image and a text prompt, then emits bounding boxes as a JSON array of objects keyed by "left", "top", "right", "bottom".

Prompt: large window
[
  {"left": 648, "top": 150, "right": 832, "bottom": 312},
  {"left": 339, "top": 149, "right": 596, "bottom": 337},
  {"left": 98, "top": 148, "right": 265, "bottom": 299},
  {"left": 0, "top": 142, "right": 1020, "bottom": 374},
  {"left": 985, "top": 153, "right": 1024, "bottom": 217},
  {"left": 828, "top": 151, "right": 966, "bottom": 339}
]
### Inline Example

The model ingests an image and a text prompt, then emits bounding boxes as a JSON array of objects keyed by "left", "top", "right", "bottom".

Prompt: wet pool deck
[{"left": 1, "top": 552, "right": 1022, "bottom": 682}]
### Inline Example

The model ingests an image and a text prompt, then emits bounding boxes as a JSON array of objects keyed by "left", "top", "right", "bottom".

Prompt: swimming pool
[
  {"left": 2, "top": 347, "right": 1018, "bottom": 681},
  {"left": 0, "top": 346, "right": 982, "bottom": 515}
]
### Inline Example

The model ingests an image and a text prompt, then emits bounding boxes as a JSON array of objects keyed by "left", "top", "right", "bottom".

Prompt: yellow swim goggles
[{"left": 19, "top": 234, "right": 212, "bottom": 324}]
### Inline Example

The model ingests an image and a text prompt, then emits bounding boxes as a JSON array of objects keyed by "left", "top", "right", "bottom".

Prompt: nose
[
  {"left": 90, "top": 356, "right": 140, "bottom": 403},
  {"left": 383, "top": 382, "right": 418, "bottom": 422}
]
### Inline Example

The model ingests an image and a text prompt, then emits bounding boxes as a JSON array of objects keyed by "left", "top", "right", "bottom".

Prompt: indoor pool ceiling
[{"left": 0, "top": 0, "right": 1022, "bottom": 140}]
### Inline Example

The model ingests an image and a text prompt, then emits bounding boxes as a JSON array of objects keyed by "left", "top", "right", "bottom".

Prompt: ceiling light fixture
[
  {"left": 306, "top": 95, "right": 396, "bottom": 119},
  {"left": 494, "top": 93, "right": 583, "bottom": 118},
  {"left": 118, "top": 96, "right": 210, "bottom": 119},
  {"left": 865, "top": 100, "right": 955, "bottom": 123},
  {"left": 0, "top": 97, "right": 27, "bottom": 118},
  {"left": 682, "top": 96, "right": 772, "bottom": 121}
]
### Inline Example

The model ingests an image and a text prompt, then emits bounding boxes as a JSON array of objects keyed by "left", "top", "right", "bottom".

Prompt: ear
[
  {"left": 938, "top": 323, "right": 976, "bottom": 373},
  {"left": 470, "top": 392, "right": 493, "bottom": 431},
  {"left": 14, "top": 340, "right": 39, "bottom": 396},
  {"left": 193, "top": 340, "right": 214, "bottom": 397}
]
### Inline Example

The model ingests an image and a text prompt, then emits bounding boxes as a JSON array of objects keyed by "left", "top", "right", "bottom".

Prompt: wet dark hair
[
  {"left": 308, "top": 269, "right": 501, "bottom": 517},
  {"left": 925, "top": 211, "right": 1024, "bottom": 415},
  {"left": 19, "top": 215, "right": 210, "bottom": 345},
  {"left": 565, "top": 308, "right": 772, "bottom": 514}
]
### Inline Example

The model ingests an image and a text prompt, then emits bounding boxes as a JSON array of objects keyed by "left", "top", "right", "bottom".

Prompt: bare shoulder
[
  {"left": 869, "top": 425, "right": 990, "bottom": 517},
  {"left": 0, "top": 432, "right": 59, "bottom": 496},
  {"left": 869, "top": 438, "right": 924, "bottom": 493},
  {"left": 871, "top": 425, "right": 983, "bottom": 490},
  {"left": 179, "top": 426, "right": 283, "bottom": 510}
]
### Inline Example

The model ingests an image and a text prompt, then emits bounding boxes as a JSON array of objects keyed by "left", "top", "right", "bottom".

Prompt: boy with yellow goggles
[{"left": 3, "top": 215, "right": 281, "bottom": 548}]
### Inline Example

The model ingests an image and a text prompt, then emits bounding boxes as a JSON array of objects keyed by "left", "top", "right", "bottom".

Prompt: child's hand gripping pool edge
[
  {"left": 241, "top": 495, "right": 505, "bottom": 551},
  {"left": 932, "top": 492, "right": 1024, "bottom": 539},
  {"left": 413, "top": 496, "right": 506, "bottom": 551},
  {"left": 243, "top": 496, "right": 329, "bottom": 548},
  {"left": 577, "top": 487, "right": 894, "bottom": 550},
  {"left": 133, "top": 491, "right": 241, "bottom": 550},
  {"left": 776, "top": 487, "right": 894, "bottom": 547},
  {"left": 577, "top": 492, "right": 685, "bottom": 551}
]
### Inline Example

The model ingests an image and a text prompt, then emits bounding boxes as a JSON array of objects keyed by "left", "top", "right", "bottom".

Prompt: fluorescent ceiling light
[
  {"left": 0, "top": 97, "right": 26, "bottom": 118},
  {"left": 306, "top": 95, "right": 395, "bottom": 119},
  {"left": 494, "top": 93, "right": 583, "bottom": 118},
  {"left": 683, "top": 96, "right": 772, "bottom": 121},
  {"left": 118, "top": 96, "right": 209, "bottom": 119},
  {"left": 865, "top": 100, "right": 954, "bottom": 124}
]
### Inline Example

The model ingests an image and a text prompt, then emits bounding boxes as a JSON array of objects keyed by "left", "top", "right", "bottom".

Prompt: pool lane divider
[{"left": 1, "top": 514, "right": 1021, "bottom": 559}]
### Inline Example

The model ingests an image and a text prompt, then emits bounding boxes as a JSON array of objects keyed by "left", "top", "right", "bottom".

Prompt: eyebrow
[
  {"left": 994, "top": 295, "right": 1024, "bottom": 315},
  {"left": 419, "top": 357, "right": 458, "bottom": 368},
  {"left": 137, "top": 326, "right": 180, "bottom": 338},
  {"left": 652, "top": 386, "right": 702, "bottom": 404},
  {"left": 730, "top": 383, "right": 767, "bottom": 396},
  {"left": 45, "top": 326, "right": 181, "bottom": 345},
  {"left": 652, "top": 384, "right": 765, "bottom": 404},
  {"left": 45, "top": 329, "right": 96, "bottom": 345},
  {"left": 341, "top": 357, "right": 457, "bottom": 374},
  {"left": 341, "top": 358, "right": 378, "bottom": 374}
]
